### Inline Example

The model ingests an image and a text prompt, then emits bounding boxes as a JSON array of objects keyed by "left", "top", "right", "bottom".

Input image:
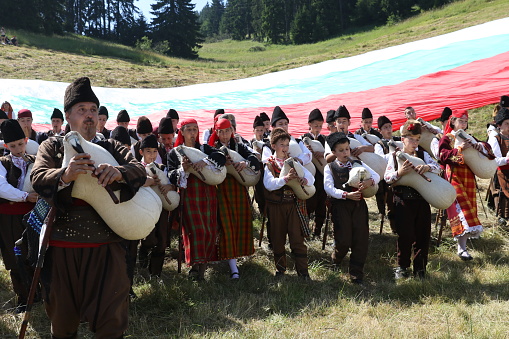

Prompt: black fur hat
[
  {"left": 259, "top": 112, "right": 270, "bottom": 122},
  {"left": 334, "top": 105, "right": 350, "bottom": 120},
  {"left": 500, "top": 95, "right": 509, "bottom": 107},
  {"left": 439, "top": 107, "right": 452, "bottom": 122},
  {"left": 308, "top": 108, "right": 324, "bottom": 123},
  {"left": 140, "top": 134, "right": 159, "bottom": 149},
  {"left": 136, "top": 116, "right": 153, "bottom": 134},
  {"left": 1, "top": 119, "right": 25, "bottom": 143},
  {"left": 377, "top": 115, "right": 392, "bottom": 129},
  {"left": 167, "top": 109, "right": 179, "bottom": 120},
  {"left": 361, "top": 108, "right": 372, "bottom": 119},
  {"left": 116, "top": 109, "right": 130, "bottom": 123},
  {"left": 158, "top": 117, "right": 174, "bottom": 134},
  {"left": 98, "top": 106, "right": 109, "bottom": 118},
  {"left": 253, "top": 115, "right": 264, "bottom": 129},
  {"left": 495, "top": 108, "right": 509, "bottom": 126},
  {"left": 64, "top": 77, "right": 99, "bottom": 112},
  {"left": 51, "top": 108, "right": 64, "bottom": 121},
  {"left": 271, "top": 106, "right": 289, "bottom": 127},
  {"left": 326, "top": 132, "right": 349, "bottom": 150},
  {"left": 326, "top": 110, "right": 336, "bottom": 124},
  {"left": 111, "top": 126, "right": 131, "bottom": 146}
]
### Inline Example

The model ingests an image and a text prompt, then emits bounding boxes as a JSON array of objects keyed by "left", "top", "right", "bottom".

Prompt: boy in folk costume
[
  {"left": 354, "top": 108, "right": 383, "bottom": 139},
  {"left": 374, "top": 115, "right": 401, "bottom": 233},
  {"left": 37, "top": 108, "right": 66, "bottom": 144},
  {"left": 302, "top": 108, "right": 327, "bottom": 237},
  {"left": 439, "top": 110, "right": 492, "bottom": 261},
  {"left": 385, "top": 121, "right": 440, "bottom": 279},
  {"left": 167, "top": 118, "right": 226, "bottom": 280},
  {"left": 209, "top": 118, "right": 260, "bottom": 279},
  {"left": 326, "top": 109, "right": 337, "bottom": 134},
  {"left": 116, "top": 109, "right": 139, "bottom": 141},
  {"left": 158, "top": 117, "right": 175, "bottom": 154},
  {"left": 487, "top": 108, "right": 509, "bottom": 223},
  {"left": 0, "top": 119, "right": 38, "bottom": 312},
  {"left": 264, "top": 127, "right": 314, "bottom": 279},
  {"left": 131, "top": 116, "right": 165, "bottom": 163},
  {"left": 110, "top": 125, "right": 132, "bottom": 149},
  {"left": 259, "top": 112, "right": 271, "bottom": 138},
  {"left": 251, "top": 115, "right": 269, "bottom": 221},
  {"left": 17, "top": 109, "right": 42, "bottom": 142},
  {"left": 429, "top": 107, "right": 453, "bottom": 159},
  {"left": 31, "top": 77, "right": 147, "bottom": 338},
  {"left": 137, "top": 134, "right": 174, "bottom": 276},
  {"left": 97, "top": 106, "right": 111, "bottom": 139},
  {"left": 324, "top": 132, "right": 379, "bottom": 284}
]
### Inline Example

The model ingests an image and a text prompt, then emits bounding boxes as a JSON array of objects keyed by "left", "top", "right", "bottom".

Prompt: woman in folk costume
[
  {"left": 487, "top": 107, "right": 509, "bottom": 223},
  {"left": 209, "top": 118, "right": 260, "bottom": 279},
  {"left": 439, "top": 109, "right": 492, "bottom": 260},
  {"left": 167, "top": 118, "right": 226, "bottom": 280}
]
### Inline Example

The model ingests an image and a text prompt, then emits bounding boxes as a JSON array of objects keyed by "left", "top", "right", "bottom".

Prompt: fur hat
[
  {"left": 111, "top": 126, "right": 131, "bottom": 146},
  {"left": 158, "top": 117, "right": 174, "bottom": 134},
  {"left": 136, "top": 116, "right": 153, "bottom": 134},
  {"left": 140, "top": 134, "right": 159, "bottom": 149},
  {"left": 271, "top": 106, "right": 289, "bottom": 127},
  {"left": 326, "top": 110, "right": 336, "bottom": 124},
  {"left": 259, "top": 112, "right": 270, "bottom": 122},
  {"left": 63, "top": 77, "right": 99, "bottom": 112},
  {"left": 308, "top": 108, "right": 324, "bottom": 123},
  {"left": 334, "top": 105, "right": 350, "bottom": 120},
  {"left": 439, "top": 107, "right": 452, "bottom": 122},
  {"left": 98, "top": 106, "right": 109, "bottom": 118},
  {"left": 166, "top": 109, "right": 179, "bottom": 120},
  {"left": 253, "top": 115, "right": 264, "bottom": 129},
  {"left": 377, "top": 115, "right": 392, "bottom": 129},
  {"left": 51, "top": 108, "right": 64, "bottom": 121},
  {"left": 361, "top": 108, "right": 372, "bottom": 119},
  {"left": 326, "top": 132, "right": 349, "bottom": 150},
  {"left": 1, "top": 119, "right": 25, "bottom": 143},
  {"left": 500, "top": 95, "right": 509, "bottom": 107},
  {"left": 214, "top": 109, "right": 225, "bottom": 117},
  {"left": 116, "top": 109, "right": 130, "bottom": 123},
  {"left": 495, "top": 108, "right": 509, "bottom": 126}
]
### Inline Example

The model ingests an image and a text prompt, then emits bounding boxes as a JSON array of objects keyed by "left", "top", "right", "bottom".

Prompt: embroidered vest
[
  {"left": 264, "top": 158, "right": 295, "bottom": 203},
  {"left": 0, "top": 154, "right": 35, "bottom": 203},
  {"left": 391, "top": 150, "right": 425, "bottom": 200},
  {"left": 496, "top": 134, "right": 509, "bottom": 171},
  {"left": 328, "top": 161, "right": 357, "bottom": 201}
]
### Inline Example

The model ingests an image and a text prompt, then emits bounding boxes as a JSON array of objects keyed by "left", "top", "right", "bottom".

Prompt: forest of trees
[{"left": 0, "top": 0, "right": 457, "bottom": 59}]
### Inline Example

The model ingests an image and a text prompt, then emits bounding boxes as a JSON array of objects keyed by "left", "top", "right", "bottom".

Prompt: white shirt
[
  {"left": 261, "top": 136, "right": 312, "bottom": 165},
  {"left": 0, "top": 155, "right": 29, "bottom": 202},
  {"left": 487, "top": 132, "right": 509, "bottom": 166},
  {"left": 324, "top": 133, "right": 371, "bottom": 156},
  {"left": 263, "top": 157, "right": 315, "bottom": 191},
  {"left": 323, "top": 160, "right": 380, "bottom": 199}
]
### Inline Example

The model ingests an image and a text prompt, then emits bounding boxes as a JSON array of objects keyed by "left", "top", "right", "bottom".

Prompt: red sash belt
[{"left": 0, "top": 201, "right": 35, "bottom": 215}]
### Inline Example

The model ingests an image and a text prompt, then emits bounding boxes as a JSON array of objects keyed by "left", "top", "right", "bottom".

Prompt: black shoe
[
  {"left": 14, "top": 304, "right": 26, "bottom": 314},
  {"left": 458, "top": 250, "right": 473, "bottom": 261},
  {"left": 351, "top": 277, "right": 363, "bottom": 285},
  {"left": 275, "top": 271, "right": 285, "bottom": 278},
  {"left": 394, "top": 267, "right": 410, "bottom": 280}
]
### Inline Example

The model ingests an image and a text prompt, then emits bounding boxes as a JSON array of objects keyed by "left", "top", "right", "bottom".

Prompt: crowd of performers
[{"left": 0, "top": 77, "right": 508, "bottom": 337}]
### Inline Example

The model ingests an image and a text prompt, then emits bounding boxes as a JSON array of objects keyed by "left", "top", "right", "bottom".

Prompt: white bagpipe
[
  {"left": 21, "top": 155, "right": 35, "bottom": 194},
  {"left": 454, "top": 129, "right": 498, "bottom": 179},
  {"left": 361, "top": 133, "right": 381, "bottom": 145},
  {"left": 251, "top": 140, "right": 265, "bottom": 154},
  {"left": 279, "top": 157, "right": 316, "bottom": 200},
  {"left": 145, "top": 162, "right": 180, "bottom": 211},
  {"left": 62, "top": 131, "right": 161, "bottom": 240},
  {"left": 392, "top": 151, "right": 456, "bottom": 209},
  {"left": 174, "top": 145, "right": 227, "bottom": 185},
  {"left": 417, "top": 118, "right": 439, "bottom": 157},
  {"left": 288, "top": 138, "right": 316, "bottom": 176},
  {"left": 388, "top": 140, "right": 404, "bottom": 154},
  {"left": 302, "top": 137, "right": 325, "bottom": 174},
  {"left": 346, "top": 158, "right": 378, "bottom": 198},
  {"left": 220, "top": 146, "right": 260, "bottom": 187},
  {"left": 348, "top": 137, "right": 387, "bottom": 178}
]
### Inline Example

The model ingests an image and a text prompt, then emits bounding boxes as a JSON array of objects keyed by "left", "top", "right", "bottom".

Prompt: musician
[
  {"left": 97, "top": 105, "right": 111, "bottom": 139},
  {"left": 158, "top": 117, "right": 175, "bottom": 154},
  {"left": 260, "top": 112, "right": 271, "bottom": 138},
  {"left": 429, "top": 107, "right": 452, "bottom": 159},
  {"left": 167, "top": 118, "right": 226, "bottom": 281},
  {"left": 0, "top": 119, "right": 38, "bottom": 313},
  {"left": 251, "top": 115, "right": 269, "bottom": 218},
  {"left": 354, "top": 108, "right": 383, "bottom": 139},
  {"left": 326, "top": 109, "right": 337, "bottom": 134},
  {"left": 202, "top": 109, "right": 224, "bottom": 144},
  {"left": 116, "top": 109, "right": 139, "bottom": 141},
  {"left": 399, "top": 106, "right": 441, "bottom": 136},
  {"left": 168, "top": 108, "right": 180, "bottom": 135},
  {"left": 263, "top": 127, "right": 314, "bottom": 279},
  {"left": 137, "top": 134, "right": 173, "bottom": 277},
  {"left": 219, "top": 113, "right": 251, "bottom": 147},
  {"left": 131, "top": 116, "right": 165, "bottom": 163},
  {"left": 439, "top": 109, "right": 489, "bottom": 261},
  {"left": 30, "top": 77, "right": 147, "bottom": 338},
  {"left": 325, "top": 105, "right": 373, "bottom": 163},
  {"left": 487, "top": 97, "right": 509, "bottom": 139},
  {"left": 209, "top": 118, "right": 259, "bottom": 279},
  {"left": 324, "top": 132, "right": 379, "bottom": 284},
  {"left": 487, "top": 108, "right": 509, "bottom": 223},
  {"left": 302, "top": 108, "right": 327, "bottom": 237},
  {"left": 385, "top": 120, "right": 439, "bottom": 279},
  {"left": 37, "top": 108, "right": 66, "bottom": 144},
  {"left": 261, "top": 106, "right": 312, "bottom": 166},
  {"left": 251, "top": 115, "right": 267, "bottom": 146},
  {"left": 17, "top": 109, "right": 42, "bottom": 142},
  {"left": 374, "top": 115, "right": 401, "bottom": 233}
]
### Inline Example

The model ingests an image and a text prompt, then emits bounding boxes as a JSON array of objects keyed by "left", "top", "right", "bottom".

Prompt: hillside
[{"left": 0, "top": 0, "right": 508, "bottom": 88}]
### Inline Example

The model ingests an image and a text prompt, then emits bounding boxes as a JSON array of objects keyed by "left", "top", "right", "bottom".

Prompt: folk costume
[
  {"left": 202, "top": 109, "right": 224, "bottom": 144},
  {"left": 17, "top": 109, "right": 42, "bottom": 143},
  {"left": 37, "top": 108, "right": 66, "bottom": 144},
  {"left": 385, "top": 121, "right": 440, "bottom": 278},
  {"left": 263, "top": 129, "right": 314, "bottom": 277},
  {"left": 354, "top": 108, "right": 383, "bottom": 139},
  {"left": 209, "top": 119, "right": 259, "bottom": 263},
  {"left": 324, "top": 132, "right": 379, "bottom": 282},
  {"left": 302, "top": 108, "right": 327, "bottom": 237},
  {"left": 98, "top": 106, "right": 111, "bottom": 139},
  {"left": 130, "top": 117, "right": 166, "bottom": 163},
  {"left": 167, "top": 119, "right": 226, "bottom": 266},
  {"left": 30, "top": 77, "right": 147, "bottom": 338},
  {"left": 0, "top": 119, "right": 35, "bottom": 311},
  {"left": 116, "top": 109, "right": 139, "bottom": 142}
]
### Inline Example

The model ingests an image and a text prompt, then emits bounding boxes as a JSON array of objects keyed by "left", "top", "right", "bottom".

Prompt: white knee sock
[
  {"left": 228, "top": 259, "right": 238, "bottom": 274},
  {"left": 457, "top": 235, "right": 468, "bottom": 254}
]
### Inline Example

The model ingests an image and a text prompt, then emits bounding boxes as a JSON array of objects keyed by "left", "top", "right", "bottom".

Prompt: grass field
[{"left": 1, "top": 0, "right": 509, "bottom": 337}]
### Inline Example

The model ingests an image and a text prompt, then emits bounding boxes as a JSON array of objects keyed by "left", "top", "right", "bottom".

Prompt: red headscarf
[
  {"left": 208, "top": 118, "right": 233, "bottom": 146},
  {"left": 443, "top": 109, "right": 468, "bottom": 135},
  {"left": 174, "top": 118, "right": 198, "bottom": 147}
]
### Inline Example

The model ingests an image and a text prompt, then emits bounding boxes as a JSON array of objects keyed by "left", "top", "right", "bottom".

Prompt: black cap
[
  {"left": 214, "top": 109, "right": 225, "bottom": 117},
  {"left": 334, "top": 105, "right": 350, "bottom": 120},
  {"left": 111, "top": 126, "right": 131, "bottom": 146},
  {"left": 158, "top": 117, "right": 174, "bottom": 134},
  {"left": 253, "top": 115, "right": 264, "bottom": 129},
  {"left": 64, "top": 77, "right": 99, "bottom": 112},
  {"left": 500, "top": 96, "right": 509, "bottom": 107},
  {"left": 140, "top": 134, "right": 159, "bottom": 149},
  {"left": 308, "top": 108, "right": 324, "bottom": 123},
  {"left": 361, "top": 108, "right": 372, "bottom": 119},
  {"left": 167, "top": 109, "right": 179, "bottom": 120},
  {"left": 495, "top": 108, "right": 509, "bottom": 126},
  {"left": 326, "top": 132, "right": 349, "bottom": 150},
  {"left": 50, "top": 108, "right": 64, "bottom": 121},
  {"left": 439, "top": 107, "right": 452, "bottom": 122},
  {"left": 1, "top": 119, "right": 25, "bottom": 143},
  {"left": 136, "top": 116, "right": 153, "bottom": 134},
  {"left": 377, "top": 115, "right": 392, "bottom": 129},
  {"left": 271, "top": 106, "right": 289, "bottom": 127},
  {"left": 259, "top": 112, "right": 270, "bottom": 122},
  {"left": 116, "top": 109, "right": 130, "bottom": 122},
  {"left": 98, "top": 106, "right": 109, "bottom": 118},
  {"left": 326, "top": 110, "right": 336, "bottom": 124},
  {"left": 0, "top": 109, "right": 8, "bottom": 120}
]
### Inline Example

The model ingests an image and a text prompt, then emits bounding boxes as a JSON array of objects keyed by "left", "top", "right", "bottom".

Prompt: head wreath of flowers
[{"left": 407, "top": 123, "right": 415, "bottom": 131}]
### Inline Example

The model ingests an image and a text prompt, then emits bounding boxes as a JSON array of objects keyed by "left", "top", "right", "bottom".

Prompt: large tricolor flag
[{"left": 4, "top": 17, "right": 509, "bottom": 137}]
